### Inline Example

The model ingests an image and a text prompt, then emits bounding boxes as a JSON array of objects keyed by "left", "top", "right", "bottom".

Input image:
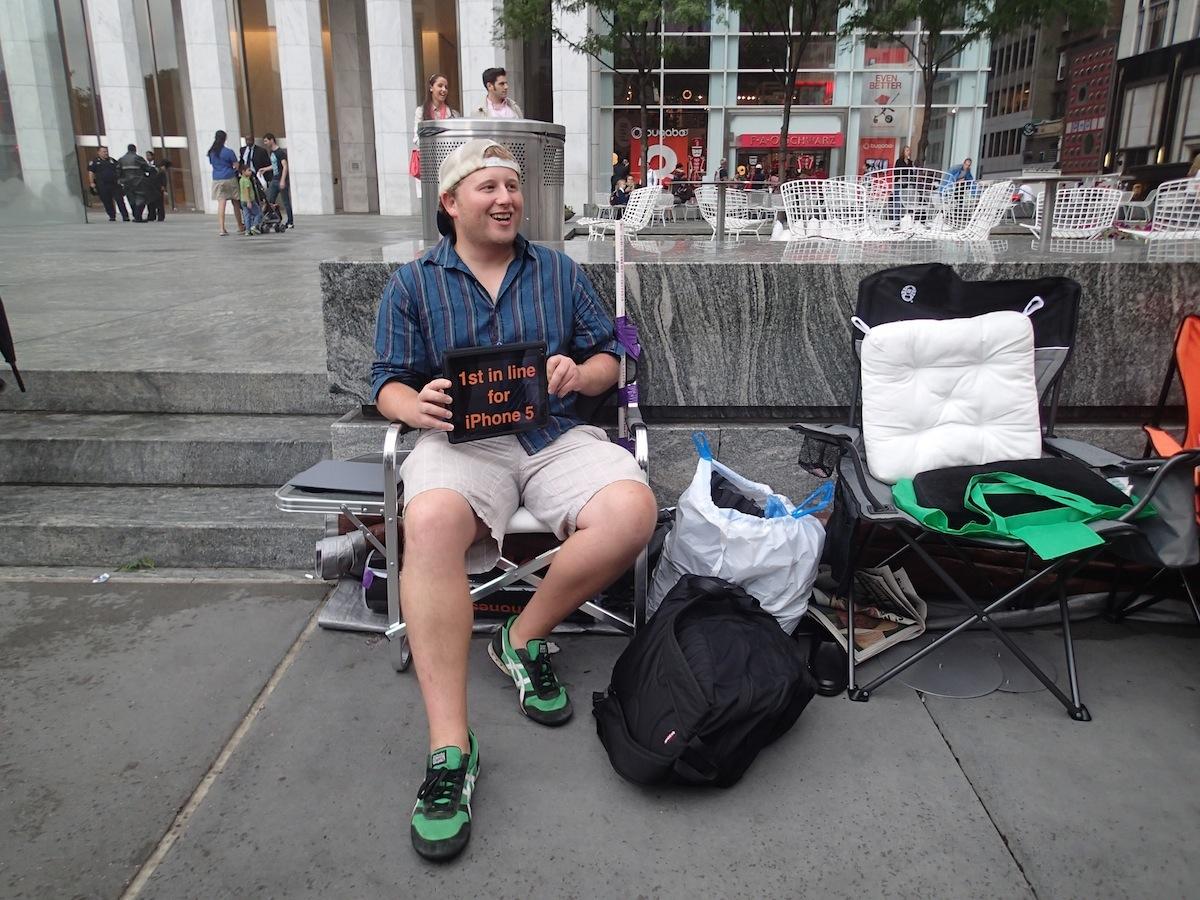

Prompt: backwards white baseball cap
[{"left": 438, "top": 139, "right": 522, "bottom": 194}]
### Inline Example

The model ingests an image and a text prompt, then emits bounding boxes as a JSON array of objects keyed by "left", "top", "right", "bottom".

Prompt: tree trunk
[
  {"left": 638, "top": 70, "right": 651, "bottom": 187},
  {"left": 917, "top": 68, "right": 936, "bottom": 167},
  {"left": 780, "top": 69, "right": 796, "bottom": 175}
]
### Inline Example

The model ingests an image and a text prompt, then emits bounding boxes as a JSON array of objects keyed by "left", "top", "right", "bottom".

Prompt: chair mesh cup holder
[{"left": 798, "top": 432, "right": 843, "bottom": 479}]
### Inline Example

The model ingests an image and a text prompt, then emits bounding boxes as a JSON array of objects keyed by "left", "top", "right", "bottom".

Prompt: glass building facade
[
  {"left": 0, "top": 0, "right": 989, "bottom": 226},
  {"left": 595, "top": 6, "right": 989, "bottom": 195}
]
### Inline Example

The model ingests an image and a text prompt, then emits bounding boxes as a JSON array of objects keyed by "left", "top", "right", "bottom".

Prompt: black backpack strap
[{"left": 672, "top": 735, "right": 720, "bottom": 785}]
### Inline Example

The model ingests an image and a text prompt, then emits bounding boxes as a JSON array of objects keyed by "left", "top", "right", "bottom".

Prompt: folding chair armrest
[
  {"left": 1043, "top": 436, "right": 1131, "bottom": 469},
  {"left": 789, "top": 422, "right": 861, "bottom": 444},
  {"left": 1119, "top": 450, "right": 1200, "bottom": 521},
  {"left": 626, "top": 406, "right": 649, "bottom": 472}
]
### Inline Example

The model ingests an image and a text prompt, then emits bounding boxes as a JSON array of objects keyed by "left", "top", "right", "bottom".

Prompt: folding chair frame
[
  {"left": 793, "top": 264, "right": 1200, "bottom": 720},
  {"left": 378, "top": 414, "right": 649, "bottom": 671}
]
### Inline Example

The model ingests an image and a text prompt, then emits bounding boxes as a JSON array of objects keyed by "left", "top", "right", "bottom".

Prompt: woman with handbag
[{"left": 411, "top": 73, "right": 460, "bottom": 182}]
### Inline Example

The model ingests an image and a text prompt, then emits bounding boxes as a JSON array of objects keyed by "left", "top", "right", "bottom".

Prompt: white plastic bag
[{"left": 648, "top": 433, "right": 831, "bottom": 633}]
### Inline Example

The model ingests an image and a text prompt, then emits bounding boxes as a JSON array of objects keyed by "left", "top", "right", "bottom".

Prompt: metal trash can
[{"left": 418, "top": 119, "right": 566, "bottom": 243}]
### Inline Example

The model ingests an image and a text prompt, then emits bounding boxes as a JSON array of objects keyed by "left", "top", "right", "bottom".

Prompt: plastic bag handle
[
  {"left": 692, "top": 431, "right": 713, "bottom": 461},
  {"left": 790, "top": 481, "right": 834, "bottom": 518}
]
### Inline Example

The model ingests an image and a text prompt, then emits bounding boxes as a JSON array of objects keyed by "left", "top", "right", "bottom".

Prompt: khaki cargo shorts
[{"left": 400, "top": 425, "right": 648, "bottom": 573}]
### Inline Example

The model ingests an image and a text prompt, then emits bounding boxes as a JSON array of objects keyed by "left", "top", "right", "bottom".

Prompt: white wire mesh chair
[
  {"left": 1021, "top": 186, "right": 1122, "bottom": 239},
  {"left": 582, "top": 186, "right": 655, "bottom": 239},
  {"left": 697, "top": 185, "right": 766, "bottom": 240},
  {"left": 910, "top": 180, "right": 1013, "bottom": 241},
  {"left": 594, "top": 191, "right": 615, "bottom": 219},
  {"left": 823, "top": 178, "right": 867, "bottom": 234},
  {"left": 650, "top": 191, "right": 676, "bottom": 226},
  {"left": 1120, "top": 187, "right": 1158, "bottom": 223},
  {"left": 779, "top": 179, "right": 828, "bottom": 237},
  {"left": 1118, "top": 178, "right": 1200, "bottom": 240},
  {"left": 859, "top": 169, "right": 894, "bottom": 222},
  {"left": 890, "top": 168, "right": 952, "bottom": 224}
]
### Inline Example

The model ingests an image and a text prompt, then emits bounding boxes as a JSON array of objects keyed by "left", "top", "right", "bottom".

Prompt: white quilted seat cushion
[{"left": 860, "top": 310, "right": 1042, "bottom": 484}]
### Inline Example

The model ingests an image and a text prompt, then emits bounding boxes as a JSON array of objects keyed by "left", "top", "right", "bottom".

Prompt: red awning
[{"left": 735, "top": 133, "right": 845, "bottom": 149}]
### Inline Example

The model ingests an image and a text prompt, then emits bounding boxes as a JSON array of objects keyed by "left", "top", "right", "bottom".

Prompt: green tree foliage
[
  {"left": 499, "top": 0, "right": 709, "bottom": 183},
  {"left": 840, "top": 0, "right": 1108, "bottom": 167},
  {"left": 726, "top": 0, "right": 848, "bottom": 175}
]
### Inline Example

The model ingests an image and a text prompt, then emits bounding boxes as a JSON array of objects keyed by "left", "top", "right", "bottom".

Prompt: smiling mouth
[{"left": 490, "top": 212, "right": 514, "bottom": 224}]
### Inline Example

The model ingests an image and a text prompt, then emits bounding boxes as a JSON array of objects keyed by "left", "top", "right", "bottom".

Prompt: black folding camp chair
[{"left": 794, "top": 263, "right": 1200, "bottom": 721}]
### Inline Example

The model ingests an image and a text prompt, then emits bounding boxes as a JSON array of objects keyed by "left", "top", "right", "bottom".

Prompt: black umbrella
[{"left": 0, "top": 296, "right": 26, "bottom": 392}]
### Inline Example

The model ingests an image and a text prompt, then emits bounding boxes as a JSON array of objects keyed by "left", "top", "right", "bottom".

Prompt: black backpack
[{"left": 593, "top": 575, "right": 816, "bottom": 787}]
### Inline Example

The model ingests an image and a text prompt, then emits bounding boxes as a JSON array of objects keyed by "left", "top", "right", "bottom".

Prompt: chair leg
[
  {"left": 843, "top": 524, "right": 876, "bottom": 701},
  {"left": 1181, "top": 568, "right": 1200, "bottom": 626},
  {"left": 1111, "top": 567, "right": 1168, "bottom": 622},
  {"left": 855, "top": 529, "right": 1094, "bottom": 718},
  {"left": 1057, "top": 582, "right": 1091, "bottom": 721}
]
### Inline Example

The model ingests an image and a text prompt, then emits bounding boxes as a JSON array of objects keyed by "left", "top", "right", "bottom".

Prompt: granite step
[
  {"left": 0, "top": 485, "right": 320, "bottom": 568},
  {"left": 0, "top": 370, "right": 348, "bottom": 415},
  {"left": 0, "top": 412, "right": 334, "bottom": 486}
]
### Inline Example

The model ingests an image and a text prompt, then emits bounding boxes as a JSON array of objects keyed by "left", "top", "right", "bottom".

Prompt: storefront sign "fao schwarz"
[{"left": 736, "top": 133, "right": 845, "bottom": 149}]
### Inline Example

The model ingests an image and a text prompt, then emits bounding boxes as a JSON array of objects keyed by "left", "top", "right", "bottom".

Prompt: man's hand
[
  {"left": 411, "top": 378, "right": 454, "bottom": 431},
  {"left": 546, "top": 355, "right": 581, "bottom": 397}
]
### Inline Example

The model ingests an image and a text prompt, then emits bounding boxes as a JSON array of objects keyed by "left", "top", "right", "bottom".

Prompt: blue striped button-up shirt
[{"left": 371, "top": 234, "right": 620, "bottom": 454}]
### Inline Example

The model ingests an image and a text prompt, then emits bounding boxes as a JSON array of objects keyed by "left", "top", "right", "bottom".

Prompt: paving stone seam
[
  {"left": 117, "top": 605, "right": 323, "bottom": 900},
  {"left": 921, "top": 695, "right": 1041, "bottom": 899}
]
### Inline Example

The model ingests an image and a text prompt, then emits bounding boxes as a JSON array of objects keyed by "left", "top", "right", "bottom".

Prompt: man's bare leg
[
  {"left": 401, "top": 489, "right": 488, "bottom": 752},
  {"left": 509, "top": 480, "right": 656, "bottom": 647}
]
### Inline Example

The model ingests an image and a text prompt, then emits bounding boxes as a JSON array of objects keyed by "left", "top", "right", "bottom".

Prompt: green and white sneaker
[
  {"left": 410, "top": 730, "right": 480, "bottom": 862},
  {"left": 487, "top": 615, "right": 573, "bottom": 726}
]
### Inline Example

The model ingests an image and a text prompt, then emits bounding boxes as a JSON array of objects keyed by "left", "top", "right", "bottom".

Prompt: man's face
[
  {"left": 963, "top": 159, "right": 972, "bottom": 171},
  {"left": 442, "top": 165, "right": 522, "bottom": 247},
  {"left": 265, "top": 138, "right": 276, "bottom": 150},
  {"left": 99, "top": 147, "right": 109, "bottom": 159},
  {"left": 489, "top": 76, "right": 509, "bottom": 101}
]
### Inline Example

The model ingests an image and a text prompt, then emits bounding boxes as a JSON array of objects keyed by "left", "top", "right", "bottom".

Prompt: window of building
[
  {"left": 1144, "top": 0, "right": 1170, "bottom": 51},
  {"left": 1173, "top": 71, "right": 1200, "bottom": 163},
  {"left": 736, "top": 71, "right": 833, "bottom": 105},
  {"left": 231, "top": 0, "right": 285, "bottom": 138},
  {"left": 55, "top": 0, "right": 104, "bottom": 210},
  {"left": 0, "top": 43, "right": 19, "bottom": 183},
  {"left": 1119, "top": 80, "right": 1165, "bottom": 151},
  {"left": 132, "top": 0, "right": 195, "bottom": 209},
  {"left": 663, "top": 35, "right": 712, "bottom": 70},
  {"left": 412, "top": 0, "right": 460, "bottom": 112}
]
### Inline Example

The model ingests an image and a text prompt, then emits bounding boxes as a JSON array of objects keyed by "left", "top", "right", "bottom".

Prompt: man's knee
[
  {"left": 403, "top": 489, "right": 481, "bottom": 559},
  {"left": 579, "top": 480, "right": 657, "bottom": 546}
]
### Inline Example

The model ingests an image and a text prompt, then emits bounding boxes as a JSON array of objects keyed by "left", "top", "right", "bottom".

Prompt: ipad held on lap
[{"left": 442, "top": 341, "right": 550, "bottom": 443}]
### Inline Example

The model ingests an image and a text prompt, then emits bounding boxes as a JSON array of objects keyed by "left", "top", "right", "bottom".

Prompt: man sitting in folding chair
[{"left": 372, "top": 139, "right": 657, "bottom": 861}]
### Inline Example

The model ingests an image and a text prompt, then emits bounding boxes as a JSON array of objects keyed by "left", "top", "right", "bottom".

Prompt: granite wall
[
  {"left": 322, "top": 241, "right": 1200, "bottom": 415},
  {"left": 320, "top": 239, "right": 1198, "bottom": 503}
]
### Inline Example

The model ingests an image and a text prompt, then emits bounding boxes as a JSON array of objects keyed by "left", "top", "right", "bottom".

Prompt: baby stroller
[{"left": 251, "top": 172, "right": 286, "bottom": 233}]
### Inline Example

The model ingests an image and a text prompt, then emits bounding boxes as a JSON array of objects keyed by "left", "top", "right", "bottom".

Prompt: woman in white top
[{"left": 412, "top": 73, "right": 460, "bottom": 144}]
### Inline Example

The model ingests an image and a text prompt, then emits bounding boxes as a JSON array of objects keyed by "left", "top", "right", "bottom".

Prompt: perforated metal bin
[{"left": 418, "top": 119, "right": 566, "bottom": 243}]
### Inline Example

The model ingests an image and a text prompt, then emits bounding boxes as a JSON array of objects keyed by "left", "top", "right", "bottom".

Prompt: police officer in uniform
[
  {"left": 117, "top": 144, "right": 151, "bottom": 221},
  {"left": 87, "top": 146, "right": 129, "bottom": 222}
]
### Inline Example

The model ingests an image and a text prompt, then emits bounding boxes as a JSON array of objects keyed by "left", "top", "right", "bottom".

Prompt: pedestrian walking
[
  {"left": 87, "top": 145, "right": 129, "bottom": 222},
  {"left": 238, "top": 162, "right": 263, "bottom": 235},
  {"left": 207, "top": 130, "right": 243, "bottom": 236},
  {"left": 259, "top": 133, "right": 293, "bottom": 229}
]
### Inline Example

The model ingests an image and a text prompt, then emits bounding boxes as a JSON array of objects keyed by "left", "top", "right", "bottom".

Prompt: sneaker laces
[
  {"left": 417, "top": 767, "right": 465, "bottom": 815},
  {"left": 526, "top": 642, "right": 559, "bottom": 696}
]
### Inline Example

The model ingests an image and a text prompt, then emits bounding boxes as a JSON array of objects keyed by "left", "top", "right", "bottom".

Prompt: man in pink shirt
[{"left": 475, "top": 67, "right": 524, "bottom": 118}]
